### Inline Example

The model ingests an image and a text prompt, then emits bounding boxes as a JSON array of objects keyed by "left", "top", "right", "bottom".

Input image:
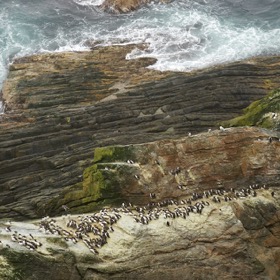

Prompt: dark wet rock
[{"left": 0, "top": 249, "right": 80, "bottom": 280}]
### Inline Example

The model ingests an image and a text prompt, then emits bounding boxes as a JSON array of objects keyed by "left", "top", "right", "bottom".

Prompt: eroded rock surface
[{"left": 1, "top": 45, "right": 280, "bottom": 219}]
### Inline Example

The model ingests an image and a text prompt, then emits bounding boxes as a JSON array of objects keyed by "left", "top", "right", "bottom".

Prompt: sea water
[{"left": 1, "top": 0, "right": 280, "bottom": 112}]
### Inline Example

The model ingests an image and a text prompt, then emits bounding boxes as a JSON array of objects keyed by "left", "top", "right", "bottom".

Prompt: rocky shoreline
[{"left": 0, "top": 44, "right": 280, "bottom": 279}]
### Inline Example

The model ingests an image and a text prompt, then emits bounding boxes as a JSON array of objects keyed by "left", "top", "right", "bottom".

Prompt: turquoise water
[{"left": 1, "top": 0, "right": 280, "bottom": 112}]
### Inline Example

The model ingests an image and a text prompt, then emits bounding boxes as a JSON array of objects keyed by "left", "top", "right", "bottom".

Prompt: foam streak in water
[{"left": 72, "top": 0, "right": 105, "bottom": 6}]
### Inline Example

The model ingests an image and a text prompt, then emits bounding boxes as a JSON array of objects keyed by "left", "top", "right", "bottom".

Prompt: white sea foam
[
  {"left": 54, "top": 44, "right": 90, "bottom": 53},
  {"left": 0, "top": 0, "right": 280, "bottom": 98},
  {"left": 124, "top": 6, "right": 280, "bottom": 72},
  {"left": 72, "top": 0, "right": 104, "bottom": 6}
]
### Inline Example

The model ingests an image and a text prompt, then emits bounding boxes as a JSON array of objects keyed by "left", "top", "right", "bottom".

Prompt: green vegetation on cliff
[
  {"left": 46, "top": 145, "right": 135, "bottom": 215},
  {"left": 82, "top": 145, "right": 135, "bottom": 199},
  {"left": 93, "top": 145, "right": 135, "bottom": 163},
  {"left": 0, "top": 253, "right": 20, "bottom": 280},
  {"left": 222, "top": 88, "right": 280, "bottom": 130}
]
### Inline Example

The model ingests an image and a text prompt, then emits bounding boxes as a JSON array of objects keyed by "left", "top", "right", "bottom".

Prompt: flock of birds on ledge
[
  {"left": 0, "top": 178, "right": 277, "bottom": 255},
  {"left": 0, "top": 125, "right": 279, "bottom": 254}
]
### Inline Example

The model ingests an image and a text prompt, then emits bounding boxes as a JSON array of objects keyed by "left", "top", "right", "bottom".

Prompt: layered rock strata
[
  {"left": 1, "top": 45, "right": 280, "bottom": 219},
  {"left": 46, "top": 126, "right": 280, "bottom": 216}
]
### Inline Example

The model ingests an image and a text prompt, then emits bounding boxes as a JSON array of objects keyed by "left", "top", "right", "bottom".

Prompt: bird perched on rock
[
  {"left": 5, "top": 225, "right": 11, "bottom": 232},
  {"left": 62, "top": 205, "right": 69, "bottom": 212},
  {"left": 149, "top": 193, "right": 156, "bottom": 199},
  {"left": 155, "top": 159, "right": 160, "bottom": 165}
]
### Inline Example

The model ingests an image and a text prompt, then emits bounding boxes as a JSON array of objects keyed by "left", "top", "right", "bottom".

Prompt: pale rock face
[{"left": 1, "top": 191, "right": 280, "bottom": 279}]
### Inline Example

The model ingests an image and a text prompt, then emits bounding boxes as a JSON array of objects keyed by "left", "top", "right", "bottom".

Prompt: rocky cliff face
[
  {"left": 223, "top": 88, "right": 280, "bottom": 130},
  {"left": 1, "top": 45, "right": 280, "bottom": 220},
  {"left": 44, "top": 126, "right": 280, "bottom": 215},
  {"left": 0, "top": 44, "right": 280, "bottom": 279}
]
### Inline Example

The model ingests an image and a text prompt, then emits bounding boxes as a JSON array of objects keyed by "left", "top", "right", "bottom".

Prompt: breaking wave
[{"left": 1, "top": 0, "right": 280, "bottom": 111}]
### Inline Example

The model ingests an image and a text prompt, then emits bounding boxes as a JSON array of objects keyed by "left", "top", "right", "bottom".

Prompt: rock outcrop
[
  {"left": 1, "top": 45, "right": 280, "bottom": 220},
  {"left": 1, "top": 43, "right": 280, "bottom": 279},
  {"left": 100, "top": 0, "right": 169, "bottom": 14}
]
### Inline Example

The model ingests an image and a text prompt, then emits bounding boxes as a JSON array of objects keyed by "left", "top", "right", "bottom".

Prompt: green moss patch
[
  {"left": 222, "top": 88, "right": 280, "bottom": 129},
  {"left": 83, "top": 164, "right": 120, "bottom": 198},
  {"left": 2, "top": 249, "right": 78, "bottom": 279},
  {"left": 46, "top": 145, "right": 135, "bottom": 215},
  {"left": 0, "top": 250, "right": 38, "bottom": 280},
  {"left": 93, "top": 145, "right": 135, "bottom": 163},
  {"left": 0, "top": 254, "right": 21, "bottom": 280}
]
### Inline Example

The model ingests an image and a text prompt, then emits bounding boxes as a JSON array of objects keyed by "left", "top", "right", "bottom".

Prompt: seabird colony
[
  {"left": 0, "top": 182, "right": 275, "bottom": 255},
  {"left": 0, "top": 127, "right": 278, "bottom": 254}
]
